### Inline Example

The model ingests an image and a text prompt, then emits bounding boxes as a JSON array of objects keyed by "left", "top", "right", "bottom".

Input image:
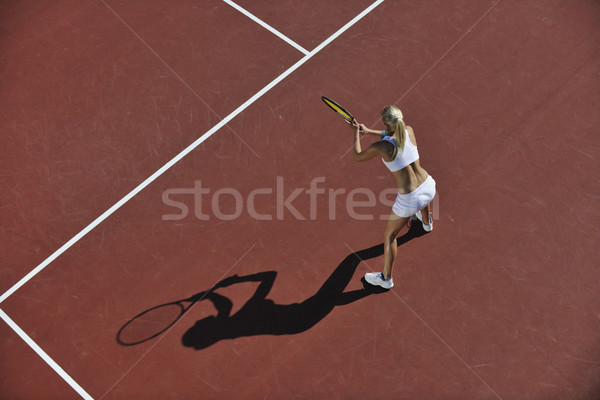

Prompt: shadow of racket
[{"left": 117, "top": 290, "right": 211, "bottom": 346}]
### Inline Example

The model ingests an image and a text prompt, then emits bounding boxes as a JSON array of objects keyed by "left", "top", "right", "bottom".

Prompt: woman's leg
[
  {"left": 382, "top": 213, "right": 410, "bottom": 280},
  {"left": 420, "top": 177, "right": 436, "bottom": 226},
  {"left": 420, "top": 203, "right": 431, "bottom": 225}
]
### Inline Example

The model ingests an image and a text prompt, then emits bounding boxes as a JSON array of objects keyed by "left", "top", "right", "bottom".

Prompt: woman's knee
[
  {"left": 384, "top": 217, "right": 408, "bottom": 241},
  {"left": 384, "top": 228, "right": 401, "bottom": 242}
]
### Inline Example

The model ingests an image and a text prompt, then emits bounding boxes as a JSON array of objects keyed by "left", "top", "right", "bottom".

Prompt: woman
[{"left": 352, "top": 105, "right": 436, "bottom": 289}]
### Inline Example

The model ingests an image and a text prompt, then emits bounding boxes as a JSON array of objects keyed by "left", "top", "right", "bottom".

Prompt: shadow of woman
[{"left": 182, "top": 224, "right": 426, "bottom": 350}]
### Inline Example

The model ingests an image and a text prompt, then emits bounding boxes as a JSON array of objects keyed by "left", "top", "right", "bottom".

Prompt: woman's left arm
[{"left": 352, "top": 122, "right": 381, "bottom": 162}]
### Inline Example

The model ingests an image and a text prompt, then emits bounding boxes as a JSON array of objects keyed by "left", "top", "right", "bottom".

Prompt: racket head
[
  {"left": 321, "top": 96, "right": 355, "bottom": 123},
  {"left": 117, "top": 301, "right": 187, "bottom": 346}
]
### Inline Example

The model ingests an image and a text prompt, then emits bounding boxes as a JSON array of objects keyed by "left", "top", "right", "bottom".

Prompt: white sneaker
[
  {"left": 415, "top": 211, "right": 433, "bottom": 232},
  {"left": 364, "top": 272, "right": 394, "bottom": 289}
]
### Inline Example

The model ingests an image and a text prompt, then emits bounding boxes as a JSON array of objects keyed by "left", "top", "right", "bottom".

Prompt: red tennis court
[{"left": 1, "top": 0, "right": 599, "bottom": 399}]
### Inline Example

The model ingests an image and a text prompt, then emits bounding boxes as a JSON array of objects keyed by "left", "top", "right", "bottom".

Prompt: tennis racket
[
  {"left": 117, "top": 291, "right": 208, "bottom": 346},
  {"left": 321, "top": 96, "right": 355, "bottom": 124}
]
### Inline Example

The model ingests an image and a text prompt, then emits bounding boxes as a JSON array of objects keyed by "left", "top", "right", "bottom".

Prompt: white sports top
[{"left": 381, "top": 129, "right": 419, "bottom": 172}]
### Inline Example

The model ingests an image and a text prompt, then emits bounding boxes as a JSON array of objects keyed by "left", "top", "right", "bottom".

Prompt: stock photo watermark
[{"left": 162, "top": 177, "right": 439, "bottom": 222}]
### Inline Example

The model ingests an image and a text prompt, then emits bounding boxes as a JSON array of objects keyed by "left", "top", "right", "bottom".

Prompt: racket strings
[
  {"left": 118, "top": 303, "right": 187, "bottom": 345},
  {"left": 118, "top": 291, "right": 212, "bottom": 346}
]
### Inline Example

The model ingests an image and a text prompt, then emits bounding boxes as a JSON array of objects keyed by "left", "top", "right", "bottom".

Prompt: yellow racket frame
[{"left": 321, "top": 96, "right": 354, "bottom": 123}]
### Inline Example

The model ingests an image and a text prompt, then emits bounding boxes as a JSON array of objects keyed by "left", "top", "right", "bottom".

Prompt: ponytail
[{"left": 381, "top": 105, "right": 405, "bottom": 159}]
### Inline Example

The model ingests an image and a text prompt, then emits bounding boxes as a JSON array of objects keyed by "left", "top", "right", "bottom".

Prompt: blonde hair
[{"left": 381, "top": 105, "right": 406, "bottom": 159}]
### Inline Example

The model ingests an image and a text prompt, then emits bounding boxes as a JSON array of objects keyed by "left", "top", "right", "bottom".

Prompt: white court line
[
  {"left": 223, "top": 0, "right": 310, "bottom": 55},
  {"left": 99, "top": 0, "right": 261, "bottom": 159},
  {"left": 0, "top": 0, "right": 385, "bottom": 306},
  {"left": 0, "top": 308, "right": 94, "bottom": 400},
  {"left": 1, "top": 1, "right": 384, "bottom": 398}
]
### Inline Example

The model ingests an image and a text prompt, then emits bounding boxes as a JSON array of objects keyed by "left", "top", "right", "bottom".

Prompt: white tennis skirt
[{"left": 392, "top": 175, "right": 436, "bottom": 218}]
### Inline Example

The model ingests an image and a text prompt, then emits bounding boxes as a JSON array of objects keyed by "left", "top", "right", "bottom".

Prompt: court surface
[{"left": 1, "top": 0, "right": 599, "bottom": 399}]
